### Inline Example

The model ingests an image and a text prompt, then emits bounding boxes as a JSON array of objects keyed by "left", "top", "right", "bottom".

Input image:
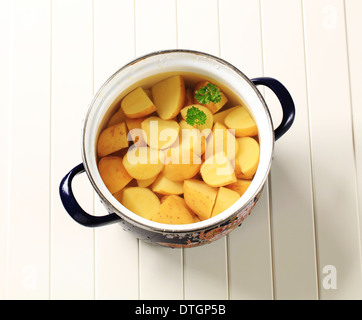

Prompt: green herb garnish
[
  {"left": 186, "top": 106, "right": 207, "bottom": 127},
  {"left": 195, "top": 83, "right": 222, "bottom": 104}
]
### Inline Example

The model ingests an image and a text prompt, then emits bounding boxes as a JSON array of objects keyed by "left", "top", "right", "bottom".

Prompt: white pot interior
[{"left": 82, "top": 50, "right": 274, "bottom": 233}]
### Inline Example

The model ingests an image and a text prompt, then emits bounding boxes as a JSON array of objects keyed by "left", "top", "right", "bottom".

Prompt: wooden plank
[
  {"left": 219, "top": 0, "right": 273, "bottom": 300},
  {"left": 260, "top": 0, "right": 318, "bottom": 299},
  {"left": 178, "top": 0, "right": 228, "bottom": 300},
  {"left": 135, "top": 0, "right": 183, "bottom": 300},
  {"left": 345, "top": 0, "right": 362, "bottom": 265},
  {"left": 0, "top": 0, "right": 11, "bottom": 300},
  {"left": 51, "top": 0, "right": 95, "bottom": 299},
  {"left": 93, "top": 0, "right": 139, "bottom": 300},
  {"left": 6, "top": 0, "right": 51, "bottom": 299},
  {"left": 303, "top": 0, "right": 362, "bottom": 299}
]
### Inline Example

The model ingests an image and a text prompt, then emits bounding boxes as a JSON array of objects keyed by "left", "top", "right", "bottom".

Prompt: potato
[
  {"left": 193, "top": 81, "right": 228, "bottom": 114},
  {"left": 136, "top": 175, "right": 158, "bottom": 188},
  {"left": 151, "top": 173, "right": 184, "bottom": 195},
  {"left": 200, "top": 152, "right": 237, "bottom": 187},
  {"left": 123, "top": 146, "right": 164, "bottom": 180},
  {"left": 116, "top": 187, "right": 160, "bottom": 220},
  {"left": 141, "top": 116, "right": 180, "bottom": 149},
  {"left": 97, "top": 122, "right": 129, "bottom": 157},
  {"left": 184, "top": 179, "right": 218, "bottom": 221},
  {"left": 125, "top": 117, "right": 147, "bottom": 147},
  {"left": 226, "top": 179, "right": 252, "bottom": 196},
  {"left": 162, "top": 147, "right": 201, "bottom": 182},
  {"left": 178, "top": 122, "right": 206, "bottom": 156},
  {"left": 224, "top": 106, "right": 258, "bottom": 137},
  {"left": 98, "top": 156, "right": 133, "bottom": 194},
  {"left": 121, "top": 87, "right": 157, "bottom": 118},
  {"left": 211, "top": 187, "right": 240, "bottom": 217},
  {"left": 204, "top": 122, "right": 238, "bottom": 160},
  {"left": 152, "top": 75, "right": 185, "bottom": 120},
  {"left": 212, "top": 106, "right": 240, "bottom": 125},
  {"left": 107, "top": 106, "right": 126, "bottom": 127},
  {"left": 180, "top": 104, "right": 214, "bottom": 132},
  {"left": 150, "top": 195, "right": 194, "bottom": 225},
  {"left": 234, "top": 137, "right": 260, "bottom": 178}
]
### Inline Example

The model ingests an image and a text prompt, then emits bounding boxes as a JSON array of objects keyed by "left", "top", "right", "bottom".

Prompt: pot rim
[{"left": 81, "top": 49, "right": 274, "bottom": 234}]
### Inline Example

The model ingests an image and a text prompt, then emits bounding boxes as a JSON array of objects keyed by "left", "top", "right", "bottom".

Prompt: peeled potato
[
  {"left": 226, "top": 179, "right": 252, "bottom": 196},
  {"left": 178, "top": 122, "right": 206, "bottom": 157},
  {"left": 152, "top": 75, "right": 185, "bottom": 120},
  {"left": 116, "top": 187, "right": 160, "bottom": 220},
  {"left": 125, "top": 117, "right": 147, "bottom": 147},
  {"left": 136, "top": 175, "right": 158, "bottom": 188},
  {"left": 162, "top": 147, "right": 201, "bottom": 182},
  {"left": 234, "top": 137, "right": 260, "bottom": 178},
  {"left": 121, "top": 87, "right": 157, "bottom": 118},
  {"left": 150, "top": 195, "right": 194, "bottom": 225},
  {"left": 224, "top": 106, "right": 258, "bottom": 137},
  {"left": 211, "top": 187, "right": 240, "bottom": 217},
  {"left": 200, "top": 152, "right": 237, "bottom": 187},
  {"left": 141, "top": 116, "right": 180, "bottom": 149},
  {"left": 151, "top": 173, "right": 184, "bottom": 195},
  {"left": 97, "top": 122, "right": 129, "bottom": 157},
  {"left": 205, "top": 122, "right": 238, "bottom": 160},
  {"left": 98, "top": 156, "right": 132, "bottom": 194},
  {"left": 123, "top": 146, "right": 164, "bottom": 180},
  {"left": 212, "top": 106, "right": 240, "bottom": 125},
  {"left": 180, "top": 104, "right": 214, "bottom": 132},
  {"left": 184, "top": 179, "right": 218, "bottom": 221},
  {"left": 193, "top": 81, "right": 228, "bottom": 114}
]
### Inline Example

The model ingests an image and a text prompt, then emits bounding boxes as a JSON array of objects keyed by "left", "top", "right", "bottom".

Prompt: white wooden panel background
[{"left": 0, "top": 0, "right": 361, "bottom": 300}]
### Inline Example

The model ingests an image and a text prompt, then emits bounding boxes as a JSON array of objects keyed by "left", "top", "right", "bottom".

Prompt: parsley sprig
[
  {"left": 186, "top": 106, "right": 207, "bottom": 127},
  {"left": 195, "top": 83, "right": 222, "bottom": 104}
]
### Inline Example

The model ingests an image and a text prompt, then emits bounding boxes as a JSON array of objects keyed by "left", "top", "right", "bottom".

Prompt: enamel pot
[{"left": 59, "top": 50, "right": 295, "bottom": 248}]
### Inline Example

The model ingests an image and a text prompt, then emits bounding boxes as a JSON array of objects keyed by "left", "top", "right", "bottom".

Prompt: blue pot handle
[
  {"left": 59, "top": 163, "right": 121, "bottom": 227},
  {"left": 251, "top": 77, "right": 295, "bottom": 140}
]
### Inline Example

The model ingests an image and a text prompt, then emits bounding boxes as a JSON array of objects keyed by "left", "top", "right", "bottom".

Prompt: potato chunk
[
  {"left": 152, "top": 75, "right": 185, "bottom": 120},
  {"left": 200, "top": 152, "right": 237, "bottom": 187},
  {"left": 123, "top": 146, "right": 164, "bottom": 180},
  {"left": 234, "top": 137, "right": 260, "bottom": 179},
  {"left": 98, "top": 156, "right": 132, "bottom": 194},
  {"left": 151, "top": 173, "right": 184, "bottom": 195},
  {"left": 224, "top": 106, "right": 258, "bottom": 137},
  {"left": 97, "top": 122, "right": 129, "bottom": 157},
  {"left": 151, "top": 195, "right": 194, "bottom": 225},
  {"left": 141, "top": 116, "right": 180, "bottom": 149},
  {"left": 107, "top": 106, "right": 126, "bottom": 127},
  {"left": 184, "top": 179, "right": 218, "bottom": 221},
  {"left": 226, "top": 179, "right": 252, "bottom": 196},
  {"left": 193, "top": 81, "right": 228, "bottom": 114},
  {"left": 116, "top": 187, "right": 160, "bottom": 220},
  {"left": 211, "top": 187, "right": 240, "bottom": 217},
  {"left": 180, "top": 104, "right": 214, "bottom": 132},
  {"left": 121, "top": 87, "right": 157, "bottom": 118}
]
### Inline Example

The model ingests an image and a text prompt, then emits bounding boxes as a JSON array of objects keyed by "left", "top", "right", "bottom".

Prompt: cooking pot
[{"left": 59, "top": 49, "right": 295, "bottom": 248}]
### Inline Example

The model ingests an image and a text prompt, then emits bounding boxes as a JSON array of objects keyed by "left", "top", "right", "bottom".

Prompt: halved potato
[
  {"left": 152, "top": 75, "right": 185, "bottom": 120},
  {"left": 116, "top": 187, "right": 160, "bottom": 220},
  {"left": 180, "top": 104, "right": 214, "bottom": 132},
  {"left": 178, "top": 122, "right": 206, "bottom": 157},
  {"left": 150, "top": 195, "right": 194, "bottom": 225},
  {"left": 193, "top": 81, "right": 228, "bottom": 114},
  {"left": 98, "top": 156, "right": 133, "bottom": 194},
  {"left": 121, "top": 87, "right": 157, "bottom": 118},
  {"left": 123, "top": 146, "right": 164, "bottom": 180},
  {"left": 234, "top": 137, "right": 260, "bottom": 179},
  {"left": 200, "top": 152, "right": 237, "bottom": 187},
  {"left": 97, "top": 122, "right": 129, "bottom": 157},
  {"left": 212, "top": 106, "right": 240, "bottom": 125},
  {"left": 224, "top": 106, "right": 258, "bottom": 137},
  {"left": 226, "top": 179, "right": 252, "bottom": 196},
  {"left": 141, "top": 116, "right": 180, "bottom": 149},
  {"left": 136, "top": 175, "right": 158, "bottom": 188},
  {"left": 211, "top": 187, "right": 240, "bottom": 217},
  {"left": 125, "top": 117, "right": 147, "bottom": 147},
  {"left": 107, "top": 106, "right": 126, "bottom": 127},
  {"left": 151, "top": 173, "right": 184, "bottom": 195},
  {"left": 184, "top": 179, "right": 218, "bottom": 221}
]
